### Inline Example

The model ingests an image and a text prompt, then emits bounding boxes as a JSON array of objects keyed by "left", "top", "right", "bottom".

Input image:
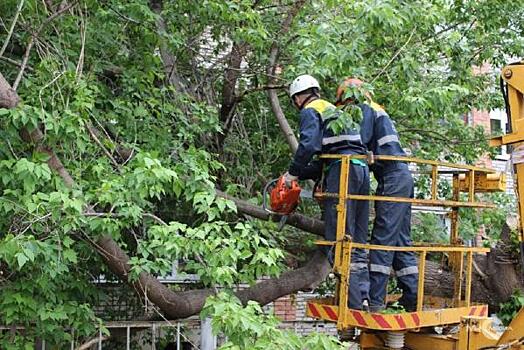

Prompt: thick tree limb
[
  {"left": 18, "top": 127, "right": 75, "bottom": 187},
  {"left": 216, "top": 42, "right": 248, "bottom": 150},
  {"left": 216, "top": 190, "right": 324, "bottom": 236},
  {"left": 237, "top": 250, "right": 330, "bottom": 304},
  {"left": 0, "top": 73, "right": 21, "bottom": 108},
  {"left": 149, "top": 0, "right": 189, "bottom": 97}
]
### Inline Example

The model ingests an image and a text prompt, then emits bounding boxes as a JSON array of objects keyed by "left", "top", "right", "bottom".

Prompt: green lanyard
[{"left": 324, "top": 158, "right": 366, "bottom": 174}]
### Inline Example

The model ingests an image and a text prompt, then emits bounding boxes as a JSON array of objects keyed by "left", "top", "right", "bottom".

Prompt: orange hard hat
[{"left": 335, "top": 77, "right": 365, "bottom": 106}]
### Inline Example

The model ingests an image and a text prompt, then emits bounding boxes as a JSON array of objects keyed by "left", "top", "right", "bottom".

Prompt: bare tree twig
[
  {"left": 43, "top": 0, "right": 54, "bottom": 13},
  {"left": 75, "top": 334, "right": 110, "bottom": 350},
  {"left": 235, "top": 84, "right": 287, "bottom": 102},
  {"left": 19, "top": 213, "right": 52, "bottom": 236},
  {"left": 107, "top": 4, "right": 140, "bottom": 24},
  {"left": 372, "top": 27, "right": 416, "bottom": 83},
  {"left": 0, "top": 0, "right": 25, "bottom": 57},
  {"left": 84, "top": 212, "right": 168, "bottom": 226},
  {"left": 0, "top": 56, "right": 33, "bottom": 71},
  {"left": 75, "top": 4, "right": 86, "bottom": 80},
  {"left": 85, "top": 123, "right": 121, "bottom": 169}
]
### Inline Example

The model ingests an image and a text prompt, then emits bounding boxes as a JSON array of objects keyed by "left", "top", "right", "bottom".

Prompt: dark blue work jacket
[
  {"left": 359, "top": 102, "right": 407, "bottom": 176},
  {"left": 288, "top": 99, "right": 366, "bottom": 178}
]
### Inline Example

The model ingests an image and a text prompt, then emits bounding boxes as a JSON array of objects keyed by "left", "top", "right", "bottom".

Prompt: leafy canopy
[{"left": 0, "top": 0, "right": 523, "bottom": 347}]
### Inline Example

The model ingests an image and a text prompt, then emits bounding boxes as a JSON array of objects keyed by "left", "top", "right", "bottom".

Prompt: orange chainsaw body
[{"left": 270, "top": 176, "right": 301, "bottom": 215}]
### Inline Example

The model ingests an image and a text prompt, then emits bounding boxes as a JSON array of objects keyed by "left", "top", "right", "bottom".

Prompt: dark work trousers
[
  {"left": 322, "top": 159, "right": 370, "bottom": 309},
  {"left": 369, "top": 164, "right": 418, "bottom": 310}
]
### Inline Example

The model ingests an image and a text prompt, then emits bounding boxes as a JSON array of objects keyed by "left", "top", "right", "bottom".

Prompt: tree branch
[
  {"left": 13, "top": 0, "right": 78, "bottom": 90},
  {"left": 149, "top": 0, "right": 190, "bottom": 98},
  {"left": 0, "top": 0, "right": 25, "bottom": 57},
  {"left": 266, "top": 0, "right": 306, "bottom": 153},
  {"left": 372, "top": 27, "right": 416, "bottom": 83},
  {"left": 216, "top": 190, "right": 324, "bottom": 236},
  {"left": 85, "top": 123, "right": 121, "bottom": 169},
  {"left": 75, "top": 334, "right": 110, "bottom": 350},
  {"left": 0, "top": 73, "right": 21, "bottom": 108},
  {"left": 0, "top": 55, "right": 33, "bottom": 71},
  {"left": 216, "top": 42, "right": 249, "bottom": 149},
  {"left": 235, "top": 84, "right": 287, "bottom": 102}
]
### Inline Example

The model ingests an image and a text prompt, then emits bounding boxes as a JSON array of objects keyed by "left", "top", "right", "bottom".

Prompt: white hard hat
[{"left": 289, "top": 74, "right": 320, "bottom": 97}]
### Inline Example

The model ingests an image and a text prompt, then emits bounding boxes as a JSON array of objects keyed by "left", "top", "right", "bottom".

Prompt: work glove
[
  {"left": 283, "top": 172, "right": 299, "bottom": 188},
  {"left": 300, "top": 160, "right": 323, "bottom": 181}
]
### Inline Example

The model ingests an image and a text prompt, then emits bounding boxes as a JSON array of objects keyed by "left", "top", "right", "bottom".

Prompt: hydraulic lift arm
[{"left": 490, "top": 61, "right": 524, "bottom": 270}]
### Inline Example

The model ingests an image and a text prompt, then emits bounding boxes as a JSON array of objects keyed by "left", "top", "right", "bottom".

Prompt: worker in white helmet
[{"left": 283, "top": 74, "right": 370, "bottom": 310}]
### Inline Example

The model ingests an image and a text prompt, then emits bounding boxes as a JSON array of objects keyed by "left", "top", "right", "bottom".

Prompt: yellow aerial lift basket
[{"left": 306, "top": 61, "right": 524, "bottom": 350}]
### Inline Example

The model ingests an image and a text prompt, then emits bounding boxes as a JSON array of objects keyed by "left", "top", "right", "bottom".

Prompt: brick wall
[
  {"left": 471, "top": 108, "right": 492, "bottom": 167},
  {"left": 270, "top": 291, "right": 338, "bottom": 336}
]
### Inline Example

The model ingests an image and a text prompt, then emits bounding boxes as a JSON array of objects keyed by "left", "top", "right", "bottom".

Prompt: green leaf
[{"left": 16, "top": 253, "right": 29, "bottom": 269}]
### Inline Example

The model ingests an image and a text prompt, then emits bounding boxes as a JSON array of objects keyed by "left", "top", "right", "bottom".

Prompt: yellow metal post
[
  {"left": 468, "top": 171, "right": 475, "bottom": 203},
  {"left": 337, "top": 240, "right": 352, "bottom": 330},
  {"left": 515, "top": 162, "right": 524, "bottom": 269},
  {"left": 450, "top": 174, "right": 460, "bottom": 246},
  {"left": 417, "top": 251, "right": 426, "bottom": 311},
  {"left": 465, "top": 251, "right": 473, "bottom": 307},
  {"left": 431, "top": 165, "right": 438, "bottom": 200},
  {"left": 451, "top": 174, "right": 463, "bottom": 307},
  {"left": 454, "top": 252, "right": 464, "bottom": 307},
  {"left": 333, "top": 156, "right": 350, "bottom": 270}
]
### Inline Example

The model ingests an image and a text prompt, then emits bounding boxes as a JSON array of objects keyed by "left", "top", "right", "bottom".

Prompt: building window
[
  {"left": 490, "top": 118, "right": 503, "bottom": 156},
  {"left": 490, "top": 118, "right": 502, "bottom": 136}
]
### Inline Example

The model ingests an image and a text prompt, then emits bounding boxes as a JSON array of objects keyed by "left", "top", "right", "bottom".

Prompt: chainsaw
[{"left": 263, "top": 175, "right": 302, "bottom": 230}]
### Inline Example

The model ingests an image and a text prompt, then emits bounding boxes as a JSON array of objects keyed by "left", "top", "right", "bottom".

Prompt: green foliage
[
  {"left": 325, "top": 105, "right": 362, "bottom": 136},
  {"left": 459, "top": 193, "right": 515, "bottom": 242},
  {"left": 202, "top": 293, "right": 346, "bottom": 349},
  {"left": 131, "top": 220, "right": 285, "bottom": 286},
  {"left": 412, "top": 212, "right": 448, "bottom": 243},
  {"left": 0, "top": 0, "right": 523, "bottom": 345},
  {"left": 498, "top": 290, "right": 524, "bottom": 326},
  {"left": 381, "top": 301, "right": 406, "bottom": 314}
]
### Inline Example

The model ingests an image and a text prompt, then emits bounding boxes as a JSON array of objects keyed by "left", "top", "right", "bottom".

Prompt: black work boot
[
  {"left": 398, "top": 297, "right": 417, "bottom": 312},
  {"left": 369, "top": 303, "right": 385, "bottom": 313}
]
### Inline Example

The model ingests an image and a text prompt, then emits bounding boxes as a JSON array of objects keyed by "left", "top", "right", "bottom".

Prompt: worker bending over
[
  {"left": 336, "top": 78, "right": 418, "bottom": 312},
  {"left": 283, "top": 75, "right": 370, "bottom": 309}
]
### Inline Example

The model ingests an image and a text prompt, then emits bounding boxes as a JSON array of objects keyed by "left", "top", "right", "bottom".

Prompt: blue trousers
[
  {"left": 323, "top": 160, "right": 370, "bottom": 309},
  {"left": 369, "top": 166, "right": 418, "bottom": 309}
]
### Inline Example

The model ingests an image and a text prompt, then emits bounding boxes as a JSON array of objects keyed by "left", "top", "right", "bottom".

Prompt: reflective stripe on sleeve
[
  {"left": 370, "top": 264, "right": 391, "bottom": 275},
  {"left": 350, "top": 262, "right": 368, "bottom": 271},
  {"left": 377, "top": 134, "right": 400, "bottom": 146},
  {"left": 395, "top": 266, "right": 419, "bottom": 277},
  {"left": 322, "top": 134, "right": 361, "bottom": 145}
]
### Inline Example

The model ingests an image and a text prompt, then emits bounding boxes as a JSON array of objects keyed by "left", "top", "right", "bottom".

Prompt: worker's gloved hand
[{"left": 283, "top": 172, "right": 299, "bottom": 188}]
